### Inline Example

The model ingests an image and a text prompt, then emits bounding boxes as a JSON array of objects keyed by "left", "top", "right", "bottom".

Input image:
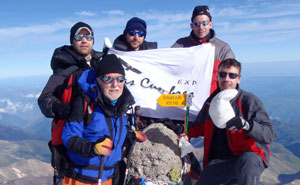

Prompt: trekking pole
[
  {"left": 123, "top": 108, "right": 136, "bottom": 185},
  {"left": 184, "top": 106, "right": 190, "bottom": 135},
  {"left": 123, "top": 139, "right": 136, "bottom": 185},
  {"left": 184, "top": 94, "right": 193, "bottom": 135},
  {"left": 98, "top": 155, "right": 105, "bottom": 185}
]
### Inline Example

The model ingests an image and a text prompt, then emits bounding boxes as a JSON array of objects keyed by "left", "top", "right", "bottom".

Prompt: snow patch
[
  {"left": 23, "top": 93, "right": 40, "bottom": 99},
  {"left": 12, "top": 167, "right": 26, "bottom": 178}
]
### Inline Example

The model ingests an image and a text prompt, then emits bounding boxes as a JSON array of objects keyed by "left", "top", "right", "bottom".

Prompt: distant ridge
[
  {"left": 0, "top": 60, "right": 299, "bottom": 87},
  {"left": 0, "top": 75, "right": 49, "bottom": 88},
  {"left": 243, "top": 60, "right": 300, "bottom": 78},
  {"left": 0, "top": 122, "right": 39, "bottom": 141}
]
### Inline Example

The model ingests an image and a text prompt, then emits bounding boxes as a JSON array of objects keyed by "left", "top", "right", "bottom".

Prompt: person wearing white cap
[
  {"left": 39, "top": 21, "right": 103, "bottom": 122},
  {"left": 185, "top": 58, "right": 276, "bottom": 185},
  {"left": 38, "top": 22, "right": 104, "bottom": 185}
]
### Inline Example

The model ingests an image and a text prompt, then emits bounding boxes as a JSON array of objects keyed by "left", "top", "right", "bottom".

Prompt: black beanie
[
  {"left": 96, "top": 54, "right": 125, "bottom": 77},
  {"left": 191, "top": 5, "right": 212, "bottom": 22},
  {"left": 123, "top": 17, "right": 147, "bottom": 38},
  {"left": 70, "top": 22, "right": 94, "bottom": 44}
]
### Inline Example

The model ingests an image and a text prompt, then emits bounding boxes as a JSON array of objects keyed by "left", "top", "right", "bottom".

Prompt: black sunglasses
[
  {"left": 128, "top": 30, "right": 145, "bottom": 37},
  {"left": 74, "top": 34, "right": 93, "bottom": 41},
  {"left": 99, "top": 76, "right": 126, "bottom": 84},
  {"left": 192, "top": 21, "right": 210, "bottom": 27},
  {"left": 218, "top": 72, "right": 239, "bottom": 79}
]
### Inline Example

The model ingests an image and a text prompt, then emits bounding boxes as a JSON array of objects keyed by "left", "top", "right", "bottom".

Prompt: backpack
[
  {"left": 48, "top": 66, "right": 94, "bottom": 173},
  {"left": 51, "top": 66, "right": 80, "bottom": 145}
]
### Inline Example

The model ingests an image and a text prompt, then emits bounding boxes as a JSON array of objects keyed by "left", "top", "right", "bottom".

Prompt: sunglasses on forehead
[
  {"left": 128, "top": 30, "right": 145, "bottom": 37},
  {"left": 192, "top": 21, "right": 210, "bottom": 27},
  {"left": 99, "top": 76, "right": 126, "bottom": 84},
  {"left": 218, "top": 71, "right": 239, "bottom": 79},
  {"left": 74, "top": 34, "right": 93, "bottom": 41}
]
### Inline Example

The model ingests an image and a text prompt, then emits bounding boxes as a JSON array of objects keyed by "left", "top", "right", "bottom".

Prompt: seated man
[{"left": 186, "top": 59, "right": 276, "bottom": 185}]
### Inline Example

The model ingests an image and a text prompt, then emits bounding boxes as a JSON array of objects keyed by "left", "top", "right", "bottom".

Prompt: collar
[
  {"left": 111, "top": 99, "right": 118, "bottom": 106},
  {"left": 191, "top": 30, "right": 212, "bottom": 45}
]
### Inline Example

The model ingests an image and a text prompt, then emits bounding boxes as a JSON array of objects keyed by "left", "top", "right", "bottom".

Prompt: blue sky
[{"left": 1, "top": 0, "right": 300, "bottom": 78}]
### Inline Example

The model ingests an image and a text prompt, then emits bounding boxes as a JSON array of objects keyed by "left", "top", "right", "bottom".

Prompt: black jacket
[
  {"left": 113, "top": 34, "right": 157, "bottom": 51},
  {"left": 38, "top": 45, "right": 104, "bottom": 118}
]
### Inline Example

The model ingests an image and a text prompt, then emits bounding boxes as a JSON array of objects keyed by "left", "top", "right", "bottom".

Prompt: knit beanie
[
  {"left": 70, "top": 22, "right": 94, "bottom": 44},
  {"left": 191, "top": 5, "right": 212, "bottom": 22},
  {"left": 96, "top": 54, "right": 125, "bottom": 77},
  {"left": 123, "top": 17, "right": 147, "bottom": 38}
]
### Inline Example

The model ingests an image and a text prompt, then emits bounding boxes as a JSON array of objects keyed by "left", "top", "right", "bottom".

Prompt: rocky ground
[{"left": 128, "top": 123, "right": 183, "bottom": 184}]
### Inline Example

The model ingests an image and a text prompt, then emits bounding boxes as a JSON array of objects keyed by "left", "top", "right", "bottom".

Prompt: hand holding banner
[{"left": 109, "top": 43, "right": 215, "bottom": 121}]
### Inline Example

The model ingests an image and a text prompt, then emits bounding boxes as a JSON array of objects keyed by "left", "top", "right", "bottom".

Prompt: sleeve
[
  {"left": 187, "top": 101, "right": 208, "bottom": 138},
  {"left": 221, "top": 44, "right": 235, "bottom": 60},
  {"left": 171, "top": 40, "right": 182, "bottom": 48},
  {"left": 218, "top": 42, "right": 235, "bottom": 60},
  {"left": 242, "top": 94, "right": 277, "bottom": 144},
  {"left": 37, "top": 74, "right": 66, "bottom": 118},
  {"left": 62, "top": 94, "right": 96, "bottom": 158}
]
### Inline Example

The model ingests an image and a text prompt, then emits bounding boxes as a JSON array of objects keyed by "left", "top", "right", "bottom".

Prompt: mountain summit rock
[{"left": 128, "top": 123, "right": 182, "bottom": 184}]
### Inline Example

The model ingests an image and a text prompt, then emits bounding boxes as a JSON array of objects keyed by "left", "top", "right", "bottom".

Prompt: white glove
[
  {"left": 178, "top": 136, "right": 193, "bottom": 158},
  {"left": 209, "top": 89, "right": 238, "bottom": 129}
]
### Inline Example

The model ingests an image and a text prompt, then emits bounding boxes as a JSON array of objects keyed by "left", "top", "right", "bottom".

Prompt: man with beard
[
  {"left": 61, "top": 54, "right": 146, "bottom": 185},
  {"left": 113, "top": 17, "right": 157, "bottom": 51}
]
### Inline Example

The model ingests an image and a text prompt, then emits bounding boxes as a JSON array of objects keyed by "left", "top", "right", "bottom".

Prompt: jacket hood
[
  {"left": 78, "top": 69, "right": 98, "bottom": 99},
  {"left": 78, "top": 69, "right": 135, "bottom": 117},
  {"left": 112, "top": 34, "right": 157, "bottom": 51},
  {"left": 50, "top": 45, "right": 104, "bottom": 74}
]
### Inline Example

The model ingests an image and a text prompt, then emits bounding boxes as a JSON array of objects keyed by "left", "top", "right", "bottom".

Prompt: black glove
[
  {"left": 126, "top": 128, "right": 137, "bottom": 143},
  {"left": 52, "top": 100, "right": 71, "bottom": 119},
  {"left": 161, "top": 118, "right": 184, "bottom": 134},
  {"left": 226, "top": 116, "right": 252, "bottom": 131},
  {"left": 126, "top": 127, "right": 147, "bottom": 143}
]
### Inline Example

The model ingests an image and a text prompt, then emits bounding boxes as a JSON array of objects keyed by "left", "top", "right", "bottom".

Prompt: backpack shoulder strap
[
  {"left": 81, "top": 91, "right": 124, "bottom": 142},
  {"left": 103, "top": 115, "right": 124, "bottom": 143},
  {"left": 104, "top": 116, "right": 114, "bottom": 140},
  {"left": 55, "top": 65, "right": 80, "bottom": 76},
  {"left": 61, "top": 73, "right": 75, "bottom": 103},
  {"left": 82, "top": 93, "right": 95, "bottom": 125},
  {"left": 59, "top": 66, "right": 83, "bottom": 103}
]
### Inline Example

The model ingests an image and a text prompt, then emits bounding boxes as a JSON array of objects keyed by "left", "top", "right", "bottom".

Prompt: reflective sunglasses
[
  {"left": 218, "top": 72, "right": 239, "bottom": 79},
  {"left": 74, "top": 34, "right": 94, "bottom": 41},
  {"left": 99, "top": 76, "right": 126, "bottom": 84},
  {"left": 128, "top": 30, "right": 145, "bottom": 37},
  {"left": 192, "top": 21, "right": 210, "bottom": 27}
]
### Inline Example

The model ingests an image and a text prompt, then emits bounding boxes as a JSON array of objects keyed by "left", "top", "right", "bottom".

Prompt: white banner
[{"left": 109, "top": 44, "right": 215, "bottom": 121}]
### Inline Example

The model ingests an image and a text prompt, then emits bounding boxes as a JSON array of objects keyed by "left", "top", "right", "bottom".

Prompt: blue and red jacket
[
  {"left": 62, "top": 69, "right": 135, "bottom": 183},
  {"left": 188, "top": 87, "right": 276, "bottom": 168}
]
